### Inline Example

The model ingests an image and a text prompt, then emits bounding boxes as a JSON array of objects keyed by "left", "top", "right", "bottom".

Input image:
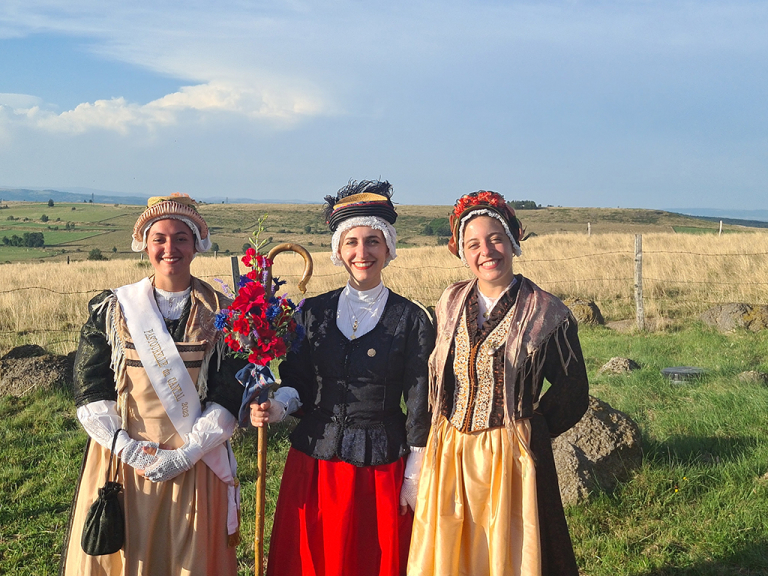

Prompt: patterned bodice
[{"left": 448, "top": 292, "right": 515, "bottom": 433}]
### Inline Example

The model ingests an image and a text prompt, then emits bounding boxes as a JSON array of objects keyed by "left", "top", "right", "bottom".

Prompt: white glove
[
  {"left": 77, "top": 401, "right": 162, "bottom": 470},
  {"left": 120, "top": 439, "right": 160, "bottom": 470},
  {"left": 399, "top": 446, "right": 426, "bottom": 512},
  {"left": 142, "top": 446, "right": 194, "bottom": 482},
  {"left": 143, "top": 402, "right": 235, "bottom": 482}
]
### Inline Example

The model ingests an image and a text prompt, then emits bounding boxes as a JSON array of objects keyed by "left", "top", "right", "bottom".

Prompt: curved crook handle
[{"left": 266, "top": 242, "right": 314, "bottom": 294}]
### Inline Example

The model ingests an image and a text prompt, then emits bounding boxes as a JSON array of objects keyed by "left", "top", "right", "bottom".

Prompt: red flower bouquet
[
  {"left": 216, "top": 241, "right": 305, "bottom": 366},
  {"left": 216, "top": 218, "right": 305, "bottom": 424}
]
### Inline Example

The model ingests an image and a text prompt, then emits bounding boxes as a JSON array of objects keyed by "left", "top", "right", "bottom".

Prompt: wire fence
[{"left": 2, "top": 234, "right": 767, "bottom": 354}]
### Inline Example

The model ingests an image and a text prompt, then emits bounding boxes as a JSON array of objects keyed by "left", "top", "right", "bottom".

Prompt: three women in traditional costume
[
  {"left": 407, "top": 191, "right": 589, "bottom": 576},
  {"left": 250, "top": 180, "right": 435, "bottom": 576},
  {"left": 63, "top": 186, "right": 587, "bottom": 576},
  {"left": 62, "top": 194, "right": 243, "bottom": 576}
]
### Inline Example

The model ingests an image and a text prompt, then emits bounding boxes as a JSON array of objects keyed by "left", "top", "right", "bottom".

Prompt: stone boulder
[
  {"left": 553, "top": 396, "right": 642, "bottom": 506},
  {"left": 700, "top": 303, "right": 768, "bottom": 332},
  {"left": 0, "top": 346, "right": 75, "bottom": 397},
  {"left": 597, "top": 357, "right": 641, "bottom": 376},
  {"left": 738, "top": 371, "right": 768, "bottom": 385},
  {"left": 563, "top": 298, "right": 605, "bottom": 326},
  {"left": 0, "top": 344, "right": 48, "bottom": 360}
]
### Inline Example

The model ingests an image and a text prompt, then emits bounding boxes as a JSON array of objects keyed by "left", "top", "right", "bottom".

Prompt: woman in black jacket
[{"left": 250, "top": 180, "right": 435, "bottom": 576}]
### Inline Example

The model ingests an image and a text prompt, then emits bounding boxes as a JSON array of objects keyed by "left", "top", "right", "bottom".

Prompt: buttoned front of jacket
[{"left": 280, "top": 289, "right": 434, "bottom": 467}]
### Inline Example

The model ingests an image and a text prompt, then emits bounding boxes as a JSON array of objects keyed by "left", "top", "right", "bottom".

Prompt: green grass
[
  {"left": 2, "top": 326, "right": 768, "bottom": 574},
  {"left": 0, "top": 246, "right": 51, "bottom": 262},
  {"left": 0, "top": 203, "right": 142, "bottom": 224},
  {"left": 571, "top": 324, "right": 768, "bottom": 575}
]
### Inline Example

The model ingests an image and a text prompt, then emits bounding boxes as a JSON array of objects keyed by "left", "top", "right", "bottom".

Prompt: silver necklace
[{"left": 345, "top": 284, "right": 385, "bottom": 340}]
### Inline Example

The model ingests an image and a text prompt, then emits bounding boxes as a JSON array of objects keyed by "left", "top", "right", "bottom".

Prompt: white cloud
[
  {"left": 1, "top": 81, "right": 328, "bottom": 135},
  {"left": 0, "top": 93, "right": 44, "bottom": 109},
  {"left": 1, "top": 1, "right": 768, "bottom": 207}
]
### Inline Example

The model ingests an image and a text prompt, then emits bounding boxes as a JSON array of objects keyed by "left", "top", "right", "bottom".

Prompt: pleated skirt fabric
[
  {"left": 407, "top": 417, "right": 542, "bottom": 576},
  {"left": 266, "top": 448, "right": 412, "bottom": 576}
]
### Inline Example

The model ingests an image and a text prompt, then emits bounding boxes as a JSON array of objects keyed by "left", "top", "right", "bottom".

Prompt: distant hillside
[
  {"left": 0, "top": 187, "right": 312, "bottom": 206},
  {"left": 671, "top": 207, "right": 768, "bottom": 223},
  {"left": 0, "top": 188, "right": 148, "bottom": 205},
  {"left": 690, "top": 215, "right": 768, "bottom": 229}
]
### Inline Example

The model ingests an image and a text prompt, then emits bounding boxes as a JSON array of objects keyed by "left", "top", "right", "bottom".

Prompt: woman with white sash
[{"left": 61, "top": 193, "right": 244, "bottom": 576}]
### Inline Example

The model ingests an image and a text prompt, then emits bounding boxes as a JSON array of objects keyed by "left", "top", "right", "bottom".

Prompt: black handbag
[{"left": 81, "top": 428, "right": 125, "bottom": 556}]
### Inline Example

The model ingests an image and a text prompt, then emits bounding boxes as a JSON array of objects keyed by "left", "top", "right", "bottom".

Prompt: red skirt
[{"left": 266, "top": 448, "right": 412, "bottom": 576}]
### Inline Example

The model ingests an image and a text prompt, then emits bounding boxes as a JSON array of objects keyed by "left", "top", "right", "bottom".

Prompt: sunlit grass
[{"left": 2, "top": 325, "right": 768, "bottom": 574}]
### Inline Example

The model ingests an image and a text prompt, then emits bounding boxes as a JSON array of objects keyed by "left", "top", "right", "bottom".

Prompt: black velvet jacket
[
  {"left": 281, "top": 288, "right": 435, "bottom": 467},
  {"left": 73, "top": 290, "right": 245, "bottom": 418}
]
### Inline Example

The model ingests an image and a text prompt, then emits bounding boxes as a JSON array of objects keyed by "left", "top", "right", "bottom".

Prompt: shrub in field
[
  {"left": 87, "top": 248, "right": 107, "bottom": 261},
  {"left": 1, "top": 232, "right": 44, "bottom": 247}
]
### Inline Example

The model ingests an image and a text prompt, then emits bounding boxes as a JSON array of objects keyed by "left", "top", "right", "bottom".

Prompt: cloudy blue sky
[{"left": 1, "top": 1, "right": 766, "bottom": 209}]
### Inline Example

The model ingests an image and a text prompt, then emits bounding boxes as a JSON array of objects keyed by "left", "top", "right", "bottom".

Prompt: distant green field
[
  {"left": 0, "top": 202, "right": 141, "bottom": 223},
  {"left": 0, "top": 246, "right": 50, "bottom": 262},
  {"left": 39, "top": 230, "right": 109, "bottom": 245}
]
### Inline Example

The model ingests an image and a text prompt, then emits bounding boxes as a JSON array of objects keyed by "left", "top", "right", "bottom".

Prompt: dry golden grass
[{"left": 2, "top": 231, "right": 767, "bottom": 355}]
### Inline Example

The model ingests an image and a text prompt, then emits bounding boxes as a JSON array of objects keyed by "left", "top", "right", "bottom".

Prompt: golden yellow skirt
[{"left": 407, "top": 417, "right": 541, "bottom": 576}]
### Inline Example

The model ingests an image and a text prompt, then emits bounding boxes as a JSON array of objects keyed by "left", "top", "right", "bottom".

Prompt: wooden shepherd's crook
[{"left": 255, "top": 242, "right": 313, "bottom": 576}]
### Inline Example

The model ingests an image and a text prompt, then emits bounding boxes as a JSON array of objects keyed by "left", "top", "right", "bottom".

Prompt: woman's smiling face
[
  {"left": 145, "top": 218, "right": 196, "bottom": 290},
  {"left": 338, "top": 226, "right": 389, "bottom": 290},
  {"left": 462, "top": 215, "right": 515, "bottom": 296}
]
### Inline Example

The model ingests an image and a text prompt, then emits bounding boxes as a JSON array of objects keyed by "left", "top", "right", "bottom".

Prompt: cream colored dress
[{"left": 62, "top": 336, "right": 237, "bottom": 576}]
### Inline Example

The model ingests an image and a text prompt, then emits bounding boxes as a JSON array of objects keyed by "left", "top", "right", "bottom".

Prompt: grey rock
[
  {"left": 1, "top": 344, "right": 48, "bottom": 360},
  {"left": 553, "top": 396, "right": 643, "bottom": 506},
  {"left": 597, "top": 357, "right": 641, "bottom": 375},
  {"left": 699, "top": 303, "right": 768, "bottom": 332},
  {"left": 0, "top": 348, "right": 74, "bottom": 397},
  {"left": 563, "top": 298, "right": 605, "bottom": 326},
  {"left": 737, "top": 370, "right": 768, "bottom": 384}
]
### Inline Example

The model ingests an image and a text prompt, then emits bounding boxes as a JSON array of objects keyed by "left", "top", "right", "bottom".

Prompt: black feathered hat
[{"left": 323, "top": 180, "right": 397, "bottom": 232}]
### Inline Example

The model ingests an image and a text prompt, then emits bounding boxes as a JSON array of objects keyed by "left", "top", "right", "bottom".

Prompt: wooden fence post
[
  {"left": 230, "top": 255, "right": 240, "bottom": 295},
  {"left": 719, "top": 220, "right": 723, "bottom": 236},
  {"left": 634, "top": 234, "right": 645, "bottom": 331},
  {"left": 587, "top": 222, "right": 591, "bottom": 236}
]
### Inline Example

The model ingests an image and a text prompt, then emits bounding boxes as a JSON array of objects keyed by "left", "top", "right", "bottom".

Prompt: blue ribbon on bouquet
[{"left": 236, "top": 363, "right": 277, "bottom": 428}]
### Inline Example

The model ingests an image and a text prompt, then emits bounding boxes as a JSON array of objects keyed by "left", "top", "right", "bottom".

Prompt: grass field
[
  {"left": 0, "top": 201, "right": 757, "bottom": 264},
  {"left": 1, "top": 205, "right": 768, "bottom": 574},
  {"left": 2, "top": 324, "right": 767, "bottom": 575}
]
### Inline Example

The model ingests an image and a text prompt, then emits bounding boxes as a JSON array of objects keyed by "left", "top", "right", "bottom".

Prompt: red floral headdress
[{"left": 447, "top": 191, "right": 523, "bottom": 259}]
